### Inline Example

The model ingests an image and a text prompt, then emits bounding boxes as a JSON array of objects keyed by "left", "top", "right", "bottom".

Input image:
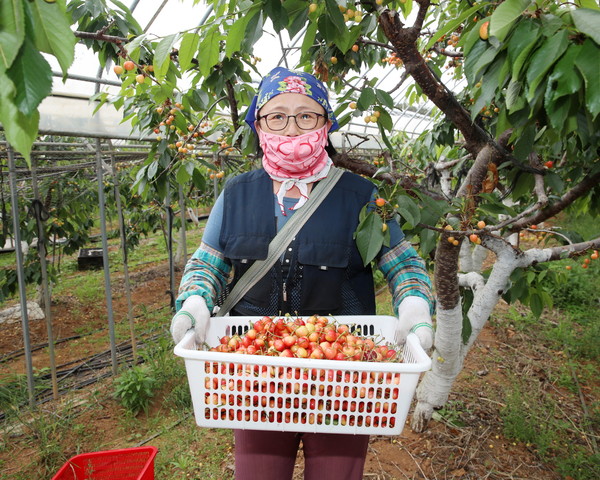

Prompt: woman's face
[{"left": 256, "top": 93, "right": 331, "bottom": 136}]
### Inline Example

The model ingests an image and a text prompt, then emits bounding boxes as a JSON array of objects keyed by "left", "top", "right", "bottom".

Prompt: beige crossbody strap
[{"left": 217, "top": 167, "right": 344, "bottom": 316}]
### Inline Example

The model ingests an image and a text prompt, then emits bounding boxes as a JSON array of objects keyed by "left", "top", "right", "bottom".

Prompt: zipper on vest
[{"left": 282, "top": 281, "right": 288, "bottom": 302}]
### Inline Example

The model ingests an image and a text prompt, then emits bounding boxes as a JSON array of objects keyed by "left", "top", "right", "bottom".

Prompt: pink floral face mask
[
  {"left": 259, "top": 124, "right": 329, "bottom": 179},
  {"left": 258, "top": 124, "right": 332, "bottom": 215}
]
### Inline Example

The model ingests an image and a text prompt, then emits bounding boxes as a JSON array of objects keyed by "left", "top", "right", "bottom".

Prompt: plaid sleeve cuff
[
  {"left": 377, "top": 240, "right": 435, "bottom": 315},
  {"left": 176, "top": 242, "right": 231, "bottom": 312}
]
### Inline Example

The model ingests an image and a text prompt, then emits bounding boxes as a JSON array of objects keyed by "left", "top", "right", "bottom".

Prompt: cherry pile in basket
[{"left": 209, "top": 314, "right": 400, "bottom": 362}]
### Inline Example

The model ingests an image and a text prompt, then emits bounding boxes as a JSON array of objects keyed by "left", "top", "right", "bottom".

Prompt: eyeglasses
[{"left": 257, "top": 111, "right": 326, "bottom": 131}]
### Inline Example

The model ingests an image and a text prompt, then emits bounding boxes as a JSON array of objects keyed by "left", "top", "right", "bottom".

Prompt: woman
[{"left": 171, "top": 67, "right": 434, "bottom": 480}]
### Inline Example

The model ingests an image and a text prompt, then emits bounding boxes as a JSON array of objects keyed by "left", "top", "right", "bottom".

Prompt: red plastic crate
[{"left": 51, "top": 446, "right": 157, "bottom": 480}]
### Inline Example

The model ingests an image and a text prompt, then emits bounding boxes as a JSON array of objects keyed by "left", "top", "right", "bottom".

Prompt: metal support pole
[
  {"left": 166, "top": 183, "right": 175, "bottom": 310},
  {"left": 109, "top": 146, "right": 137, "bottom": 361},
  {"left": 212, "top": 152, "right": 219, "bottom": 202},
  {"left": 31, "top": 157, "right": 59, "bottom": 400},
  {"left": 7, "top": 146, "right": 36, "bottom": 408},
  {"left": 178, "top": 183, "right": 187, "bottom": 268},
  {"left": 95, "top": 139, "right": 118, "bottom": 375}
]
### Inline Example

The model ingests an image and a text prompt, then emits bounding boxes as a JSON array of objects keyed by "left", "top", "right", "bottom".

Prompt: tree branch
[
  {"left": 225, "top": 80, "right": 240, "bottom": 135},
  {"left": 456, "top": 144, "right": 493, "bottom": 198},
  {"left": 458, "top": 271, "right": 485, "bottom": 292},
  {"left": 432, "top": 45, "right": 463, "bottom": 58},
  {"left": 510, "top": 171, "right": 600, "bottom": 231},
  {"left": 74, "top": 31, "right": 128, "bottom": 44},
  {"left": 331, "top": 151, "right": 445, "bottom": 201},
  {"left": 520, "top": 237, "right": 600, "bottom": 266}
]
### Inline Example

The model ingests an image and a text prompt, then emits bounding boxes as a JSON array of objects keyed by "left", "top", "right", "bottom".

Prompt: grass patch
[{"left": 494, "top": 292, "right": 599, "bottom": 480}]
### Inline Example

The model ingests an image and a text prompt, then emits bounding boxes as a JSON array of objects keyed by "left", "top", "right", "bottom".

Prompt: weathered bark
[
  {"left": 377, "top": 3, "right": 489, "bottom": 156},
  {"left": 225, "top": 80, "right": 240, "bottom": 135}
]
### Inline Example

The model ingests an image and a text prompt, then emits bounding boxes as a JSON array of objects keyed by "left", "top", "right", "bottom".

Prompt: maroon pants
[{"left": 234, "top": 430, "right": 370, "bottom": 480}]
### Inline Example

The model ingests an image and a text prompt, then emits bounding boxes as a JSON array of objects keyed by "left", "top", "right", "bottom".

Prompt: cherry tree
[{"left": 2, "top": 0, "right": 599, "bottom": 431}]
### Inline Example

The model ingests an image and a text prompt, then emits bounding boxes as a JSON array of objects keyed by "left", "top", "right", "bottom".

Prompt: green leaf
[
  {"left": 511, "top": 172, "right": 534, "bottom": 200},
  {"left": 179, "top": 33, "right": 200, "bottom": 71},
  {"left": 317, "top": 14, "right": 339, "bottom": 43},
  {"left": 507, "top": 20, "right": 540, "bottom": 82},
  {"left": 226, "top": 5, "right": 259, "bottom": 57},
  {"left": 414, "top": 191, "right": 449, "bottom": 226},
  {"left": 470, "top": 43, "right": 501, "bottom": 84},
  {"left": 176, "top": 164, "right": 191, "bottom": 184},
  {"left": 375, "top": 108, "right": 393, "bottom": 131},
  {"left": 571, "top": 8, "right": 600, "bottom": 45},
  {"left": 540, "top": 13, "right": 563, "bottom": 37},
  {"left": 198, "top": 27, "right": 223, "bottom": 78},
  {"left": 419, "top": 228, "right": 438, "bottom": 257},
  {"left": 148, "top": 160, "right": 160, "bottom": 180},
  {"left": 28, "top": 0, "right": 76, "bottom": 74},
  {"left": 285, "top": 0, "right": 309, "bottom": 38},
  {"left": 123, "top": 34, "right": 146, "bottom": 63},
  {"left": 576, "top": 0, "right": 600, "bottom": 9},
  {"left": 512, "top": 124, "right": 535, "bottom": 161},
  {"left": 547, "top": 44, "right": 582, "bottom": 101},
  {"left": 264, "top": 0, "right": 288, "bottom": 32},
  {"left": 396, "top": 194, "right": 421, "bottom": 228},
  {"left": 189, "top": 88, "right": 209, "bottom": 111},
  {"left": 153, "top": 34, "right": 178, "bottom": 82},
  {"left": 544, "top": 171, "right": 564, "bottom": 194},
  {"left": 425, "top": 4, "right": 485, "bottom": 51},
  {"left": 525, "top": 30, "right": 569, "bottom": 101},
  {"left": 540, "top": 290, "right": 553, "bottom": 310},
  {"left": 471, "top": 52, "right": 506, "bottom": 121},
  {"left": 354, "top": 210, "right": 384, "bottom": 266},
  {"left": 463, "top": 39, "right": 490, "bottom": 85},
  {"left": 357, "top": 88, "right": 376, "bottom": 111},
  {"left": 301, "top": 20, "right": 318, "bottom": 58},
  {"left": 575, "top": 39, "right": 600, "bottom": 118},
  {"left": 325, "top": 0, "right": 346, "bottom": 33},
  {"left": 0, "top": 70, "right": 38, "bottom": 166},
  {"left": 192, "top": 168, "right": 206, "bottom": 191},
  {"left": 529, "top": 291, "right": 543, "bottom": 317},
  {"left": 489, "top": 0, "right": 531, "bottom": 42},
  {"left": 378, "top": 126, "right": 394, "bottom": 151},
  {"left": 375, "top": 89, "right": 395, "bottom": 109},
  {"left": 7, "top": 37, "right": 52, "bottom": 115},
  {"left": 243, "top": 11, "right": 265, "bottom": 51},
  {"left": 505, "top": 79, "right": 525, "bottom": 112},
  {"left": 334, "top": 24, "right": 360, "bottom": 54},
  {"left": 461, "top": 313, "right": 473, "bottom": 345},
  {"left": 0, "top": 0, "right": 26, "bottom": 70}
]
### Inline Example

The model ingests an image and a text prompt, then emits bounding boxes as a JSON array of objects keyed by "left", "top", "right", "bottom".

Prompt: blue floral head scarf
[{"left": 245, "top": 67, "right": 339, "bottom": 134}]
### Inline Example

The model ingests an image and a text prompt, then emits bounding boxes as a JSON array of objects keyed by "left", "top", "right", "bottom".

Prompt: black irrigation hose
[
  {"left": 0, "top": 304, "right": 172, "bottom": 364},
  {"left": 0, "top": 330, "right": 170, "bottom": 420},
  {"left": 0, "top": 333, "right": 88, "bottom": 364}
]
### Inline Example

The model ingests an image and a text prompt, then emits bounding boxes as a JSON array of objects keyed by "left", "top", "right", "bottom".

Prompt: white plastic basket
[{"left": 174, "top": 315, "right": 431, "bottom": 435}]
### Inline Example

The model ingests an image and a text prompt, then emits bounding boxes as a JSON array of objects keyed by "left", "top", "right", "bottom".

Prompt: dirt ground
[{"left": 0, "top": 260, "right": 592, "bottom": 479}]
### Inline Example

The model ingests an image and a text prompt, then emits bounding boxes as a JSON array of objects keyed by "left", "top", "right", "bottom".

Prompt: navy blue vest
[{"left": 219, "top": 169, "right": 376, "bottom": 317}]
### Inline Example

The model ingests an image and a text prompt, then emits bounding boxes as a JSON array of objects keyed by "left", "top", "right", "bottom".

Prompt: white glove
[
  {"left": 395, "top": 296, "right": 434, "bottom": 350},
  {"left": 170, "top": 295, "right": 211, "bottom": 345}
]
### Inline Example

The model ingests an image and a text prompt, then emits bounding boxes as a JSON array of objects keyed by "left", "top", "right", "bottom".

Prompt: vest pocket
[{"left": 298, "top": 243, "right": 349, "bottom": 313}]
